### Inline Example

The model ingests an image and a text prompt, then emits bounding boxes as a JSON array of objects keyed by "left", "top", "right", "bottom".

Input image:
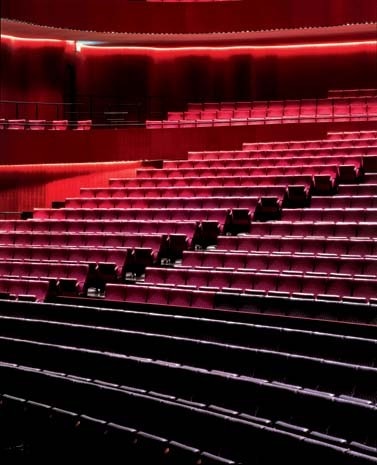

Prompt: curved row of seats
[
  {"left": 281, "top": 208, "right": 377, "bottom": 223},
  {"left": 33, "top": 206, "right": 234, "bottom": 222},
  {"left": 311, "top": 195, "right": 377, "bottom": 208},
  {"left": 147, "top": 97, "right": 377, "bottom": 128},
  {"left": 4, "top": 218, "right": 376, "bottom": 239},
  {"left": 140, "top": 268, "right": 376, "bottom": 302},
  {"left": 0, "top": 231, "right": 164, "bottom": 249},
  {"left": 217, "top": 235, "right": 377, "bottom": 255},
  {"left": 135, "top": 165, "right": 364, "bottom": 184},
  {"left": 89, "top": 174, "right": 335, "bottom": 190},
  {"left": 0, "top": 262, "right": 88, "bottom": 293},
  {"left": 0, "top": 119, "right": 92, "bottom": 130},
  {"left": 0, "top": 278, "right": 51, "bottom": 302},
  {"left": 179, "top": 152, "right": 370, "bottom": 165},
  {"left": 66, "top": 186, "right": 318, "bottom": 205},
  {"left": 327, "top": 130, "right": 377, "bottom": 140},
  {"left": 186, "top": 95, "right": 377, "bottom": 111},
  {"left": 147, "top": 115, "right": 377, "bottom": 128},
  {"left": 180, "top": 251, "right": 377, "bottom": 277},
  {"left": 0, "top": 219, "right": 198, "bottom": 237},
  {"left": 248, "top": 220, "right": 376, "bottom": 236}
]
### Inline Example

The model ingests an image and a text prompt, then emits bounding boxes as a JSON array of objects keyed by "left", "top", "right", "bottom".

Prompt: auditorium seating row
[
  {"left": 106, "top": 283, "right": 216, "bottom": 308},
  {"left": 327, "top": 130, "right": 377, "bottom": 140},
  {"left": 163, "top": 157, "right": 367, "bottom": 171},
  {"left": 281, "top": 208, "right": 377, "bottom": 222},
  {"left": 136, "top": 166, "right": 343, "bottom": 179},
  {"left": 65, "top": 191, "right": 313, "bottom": 217},
  {"left": 0, "top": 261, "right": 89, "bottom": 294},
  {"left": 151, "top": 166, "right": 362, "bottom": 182},
  {"left": 106, "top": 271, "right": 376, "bottom": 305},
  {"left": 0, "top": 215, "right": 253, "bottom": 243},
  {"left": 0, "top": 278, "right": 50, "bottom": 302},
  {"left": 143, "top": 267, "right": 376, "bottom": 301},
  {"left": 0, "top": 245, "right": 159, "bottom": 283},
  {"left": 187, "top": 146, "right": 377, "bottom": 161},
  {"left": 249, "top": 220, "right": 376, "bottom": 237},
  {"left": 19, "top": 216, "right": 376, "bottom": 244},
  {"left": 68, "top": 188, "right": 286, "bottom": 203},
  {"left": 0, "top": 119, "right": 92, "bottom": 130},
  {"left": 93, "top": 173, "right": 337, "bottom": 189},
  {"left": 0, "top": 219, "right": 198, "bottom": 238},
  {"left": 103, "top": 177, "right": 337, "bottom": 195},
  {"left": 338, "top": 183, "right": 377, "bottom": 195},
  {"left": 105, "top": 178, "right": 329, "bottom": 195},
  {"left": 33, "top": 206, "right": 237, "bottom": 222},
  {"left": 167, "top": 105, "right": 377, "bottom": 121},
  {"left": 93, "top": 179, "right": 334, "bottom": 196},
  {"left": 102, "top": 173, "right": 356, "bottom": 195},
  {"left": 179, "top": 250, "right": 377, "bottom": 277},
  {"left": 0, "top": 245, "right": 128, "bottom": 276},
  {"left": 216, "top": 235, "right": 377, "bottom": 255},
  {"left": 247, "top": 138, "right": 377, "bottom": 150},
  {"left": 311, "top": 195, "right": 377, "bottom": 208},
  {"left": 0, "top": 231, "right": 164, "bottom": 249}
]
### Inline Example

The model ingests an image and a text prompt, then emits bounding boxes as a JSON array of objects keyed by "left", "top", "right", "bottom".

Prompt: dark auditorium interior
[{"left": 0, "top": 1, "right": 377, "bottom": 463}]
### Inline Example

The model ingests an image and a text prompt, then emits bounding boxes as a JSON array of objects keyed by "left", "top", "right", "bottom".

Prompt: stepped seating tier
[{"left": 0, "top": 129, "right": 375, "bottom": 305}]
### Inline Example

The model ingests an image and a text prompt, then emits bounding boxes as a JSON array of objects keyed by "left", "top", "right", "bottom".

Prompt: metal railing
[{"left": 2, "top": 94, "right": 374, "bottom": 128}]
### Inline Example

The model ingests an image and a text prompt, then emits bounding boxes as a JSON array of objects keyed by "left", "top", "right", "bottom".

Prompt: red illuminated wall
[
  {"left": 0, "top": 38, "right": 76, "bottom": 119},
  {"left": 2, "top": 37, "right": 376, "bottom": 116},
  {"left": 76, "top": 41, "right": 377, "bottom": 111},
  {"left": 0, "top": 161, "right": 140, "bottom": 212},
  {"left": 2, "top": 0, "right": 377, "bottom": 34}
]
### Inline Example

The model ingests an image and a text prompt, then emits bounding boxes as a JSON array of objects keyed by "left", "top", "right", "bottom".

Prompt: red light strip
[
  {"left": 1, "top": 34, "right": 375, "bottom": 51},
  {"left": 78, "top": 39, "right": 377, "bottom": 52},
  {"left": 1, "top": 34, "right": 71, "bottom": 44}
]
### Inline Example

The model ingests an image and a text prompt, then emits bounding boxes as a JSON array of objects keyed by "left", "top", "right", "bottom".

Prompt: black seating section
[{"left": 0, "top": 299, "right": 375, "bottom": 462}]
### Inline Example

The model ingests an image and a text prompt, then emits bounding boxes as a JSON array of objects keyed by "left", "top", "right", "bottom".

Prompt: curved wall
[
  {"left": 2, "top": 36, "right": 376, "bottom": 116},
  {"left": 2, "top": 0, "right": 377, "bottom": 34},
  {"left": 76, "top": 41, "right": 377, "bottom": 112}
]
